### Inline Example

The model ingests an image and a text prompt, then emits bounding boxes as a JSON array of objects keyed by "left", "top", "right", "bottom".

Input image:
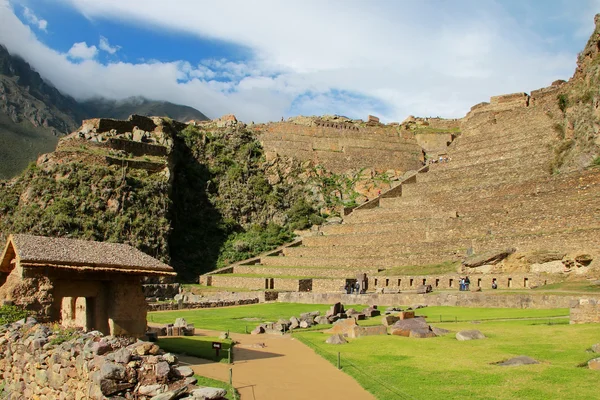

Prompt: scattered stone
[
  {"left": 251, "top": 326, "right": 265, "bottom": 335},
  {"left": 463, "top": 248, "right": 516, "bottom": 267},
  {"left": 348, "top": 325, "right": 388, "bottom": 338},
  {"left": 289, "top": 316, "right": 300, "bottom": 329},
  {"left": 326, "top": 302, "right": 344, "bottom": 318},
  {"left": 325, "top": 334, "right": 348, "bottom": 345},
  {"left": 494, "top": 356, "right": 539, "bottom": 366},
  {"left": 390, "top": 318, "right": 429, "bottom": 337},
  {"left": 591, "top": 343, "right": 600, "bottom": 353},
  {"left": 324, "top": 318, "right": 358, "bottom": 336},
  {"left": 151, "top": 387, "right": 187, "bottom": 400},
  {"left": 363, "top": 307, "right": 381, "bottom": 317},
  {"left": 409, "top": 328, "right": 436, "bottom": 339},
  {"left": 588, "top": 358, "right": 600, "bottom": 370},
  {"left": 382, "top": 315, "right": 399, "bottom": 326},
  {"left": 399, "top": 311, "right": 415, "bottom": 320},
  {"left": 456, "top": 330, "right": 486, "bottom": 341},
  {"left": 175, "top": 366, "right": 194, "bottom": 378},
  {"left": 139, "top": 384, "right": 165, "bottom": 396},
  {"left": 191, "top": 386, "right": 228, "bottom": 399},
  {"left": 431, "top": 327, "right": 450, "bottom": 336}
]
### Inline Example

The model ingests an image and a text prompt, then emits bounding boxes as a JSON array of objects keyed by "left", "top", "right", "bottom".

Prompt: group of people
[
  {"left": 459, "top": 276, "right": 471, "bottom": 291},
  {"left": 344, "top": 282, "right": 362, "bottom": 294},
  {"left": 428, "top": 155, "right": 451, "bottom": 164}
]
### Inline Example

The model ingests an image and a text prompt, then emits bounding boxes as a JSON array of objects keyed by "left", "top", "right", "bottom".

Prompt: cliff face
[{"left": 553, "top": 13, "right": 600, "bottom": 172}]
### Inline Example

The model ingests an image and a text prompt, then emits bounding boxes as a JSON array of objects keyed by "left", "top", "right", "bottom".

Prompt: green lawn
[
  {"left": 295, "top": 319, "right": 599, "bottom": 400},
  {"left": 148, "top": 303, "right": 594, "bottom": 399},
  {"left": 148, "top": 303, "right": 361, "bottom": 333},
  {"left": 148, "top": 304, "right": 569, "bottom": 332},
  {"left": 157, "top": 336, "right": 232, "bottom": 362}
]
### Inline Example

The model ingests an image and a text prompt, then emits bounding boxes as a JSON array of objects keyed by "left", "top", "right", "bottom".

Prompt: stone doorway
[{"left": 60, "top": 296, "right": 97, "bottom": 331}]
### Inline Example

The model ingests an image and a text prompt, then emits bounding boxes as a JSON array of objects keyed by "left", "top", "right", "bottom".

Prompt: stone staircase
[{"left": 203, "top": 93, "right": 600, "bottom": 293}]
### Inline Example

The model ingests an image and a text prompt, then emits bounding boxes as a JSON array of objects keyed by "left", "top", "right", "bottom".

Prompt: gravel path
[{"left": 178, "top": 329, "right": 375, "bottom": 400}]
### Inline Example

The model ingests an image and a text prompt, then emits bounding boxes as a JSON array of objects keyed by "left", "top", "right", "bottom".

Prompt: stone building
[{"left": 0, "top": 234, "right": 175, "bottom": 337}]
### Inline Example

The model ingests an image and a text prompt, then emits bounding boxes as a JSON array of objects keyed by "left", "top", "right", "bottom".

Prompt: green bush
[
  {"left": 557, "top": 94, "right": 569, "bottom": 113},
  {"left": 593, "top": 156, "right": 600, "bottom": 166},
  {"left": 0, "top": 305, "right": 29, "bottom": 324}
]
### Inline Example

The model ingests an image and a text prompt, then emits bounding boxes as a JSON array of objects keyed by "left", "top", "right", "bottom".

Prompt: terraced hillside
[{"left": 203, "top": 25, "right": 600, "bottom": 292}]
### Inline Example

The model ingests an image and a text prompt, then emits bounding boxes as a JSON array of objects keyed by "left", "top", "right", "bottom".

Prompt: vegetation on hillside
[{"left": 0, "top": 161, "right": 171, "bottom": 261}]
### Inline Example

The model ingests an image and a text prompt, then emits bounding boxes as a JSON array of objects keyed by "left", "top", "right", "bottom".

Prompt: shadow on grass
[
  {"left": 158, "top": 336, "right": 284, "bottom": 363},
  {"left": 158, "top": 337, "right": 232, "bottom": 362}
]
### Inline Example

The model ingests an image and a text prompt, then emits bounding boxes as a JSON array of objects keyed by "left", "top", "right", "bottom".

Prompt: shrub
[
  {"left": 557, "top": 94, "right": 569, "bottom": 113},
  {"left": 593, "top": 156, "right": 600, "bottom": 166},
  {"left": 0, "top": 305, "right": 29, "bottom": 324}
]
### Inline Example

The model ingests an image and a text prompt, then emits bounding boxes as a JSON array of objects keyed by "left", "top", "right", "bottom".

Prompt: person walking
[{"left": 465, "top": 276, "right": 471, "bottom": 291}]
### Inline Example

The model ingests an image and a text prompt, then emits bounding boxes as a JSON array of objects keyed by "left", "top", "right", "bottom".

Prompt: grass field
[
  {"left": 148, "top": 303, "right": 366, "bottom": 333},
  {"left": 157, "top": 336, "right": 233, "bottom": 362},
  {"left": 295, "top": 319, "right": 599, "bottom": 400},
  {"left": 148, "top": 303, "right": 595, "bottom": 399}
]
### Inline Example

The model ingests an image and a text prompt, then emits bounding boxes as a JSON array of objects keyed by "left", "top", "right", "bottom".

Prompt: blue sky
[{"left": 1, "top": 0, "right": 599, "bottom": 122}]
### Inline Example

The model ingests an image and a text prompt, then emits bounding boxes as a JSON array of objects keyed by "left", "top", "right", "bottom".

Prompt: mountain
[
  {"left": 79, "top": 97, "right": 208, "bottom": 123},
  {"left": 0, "top": 45, "right": 208, "bottom": 179}
]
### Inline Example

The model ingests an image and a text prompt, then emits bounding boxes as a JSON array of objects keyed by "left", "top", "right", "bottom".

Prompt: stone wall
[
  {"left": 277, "top": 291, "right": 597, "bottom": 309},
  {"left": 106, "top": 138, "right": 168, "bottom": 157},
  {"left": 570, "top": 298, "right": 600, "bottom": 323},
  {"left": 370, "top": 273, "right": 560, "bottom": 291},
  {"left": 256, "top": 121, "right": 423, "bottom": 173},
  {"left": 0, "top": 318, "right": 211, "bottom": 399}
]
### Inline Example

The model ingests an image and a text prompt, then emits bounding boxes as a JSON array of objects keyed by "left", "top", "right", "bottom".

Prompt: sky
[{"left": 1, "top": 0, "right": 599, "bottom": 123}]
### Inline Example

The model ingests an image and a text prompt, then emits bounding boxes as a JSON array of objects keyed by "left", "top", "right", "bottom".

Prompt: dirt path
[{"left": 177, "top": 329, "right": 375, "bottom": 400}]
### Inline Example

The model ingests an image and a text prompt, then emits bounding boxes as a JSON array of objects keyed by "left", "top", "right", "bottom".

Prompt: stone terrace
[
  {"left": 204, "top": 88, "right": 600, "bottom": 292},
  {"left": 255, "top": 119, "right": 424, "bottom": 173}
]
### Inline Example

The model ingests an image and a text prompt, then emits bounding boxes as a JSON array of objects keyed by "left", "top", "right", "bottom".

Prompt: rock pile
[
  {"left": 0, "top": 317, "right": 227, "bottom": 399},
  {"left": 250, "top": 303, "right": 381, "bottom": 335}
]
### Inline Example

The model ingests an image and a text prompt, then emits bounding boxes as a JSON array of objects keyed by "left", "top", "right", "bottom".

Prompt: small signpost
[{"left": 212, "top": 341, "right": 222, "bottom": 357}]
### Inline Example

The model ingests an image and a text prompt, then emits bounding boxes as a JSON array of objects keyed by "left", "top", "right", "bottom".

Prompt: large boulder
[
  {"left": 591, "top": 343, "right": 600, "bottom": 353},
  {"left": 326, "top": 302, "right": 344, "bottom": 318},
  {"left": 390, "top": 318, "right": 429, "bottom": 337},
  {"left": 495, "top": 356, "right": 539, "bottom": 367},
  {"left": 324, "top": 318, "right": 357, "bottom": 336},
  {"left": 463, "top": 248, "right": 516, "bottom": 267},
  {"left": 325, "top": 334, "right": 348, "bottom": 345},
  {"left": 456, "top": 330, "right": 486, "bottom": 341},
  {"left": 347, "top": 325, "right": 388, "bottom": 339}
]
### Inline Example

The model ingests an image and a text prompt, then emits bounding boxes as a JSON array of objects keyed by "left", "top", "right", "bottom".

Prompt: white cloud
[
  {"left": 99, "top": 36, "right": 120, "bottom": 54},
  {"left": 22, "top": 6, "right": 47, "bottom": 31},
  {"left": 2, "top": 0, "right": 600, "bottom": 122},
  {"left": 67, "top": 42, "right": 98, "bottom": 60}
]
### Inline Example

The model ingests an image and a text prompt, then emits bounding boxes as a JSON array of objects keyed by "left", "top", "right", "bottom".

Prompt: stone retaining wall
[
  {"left": 277, "top": 291, "right": 599, "bottom": 309},
  {"left": 0, "top": 318, "right": 206, "bottom": 399},
  {"left": 570, "top": 298, "right": 600, "bottom": 323}
]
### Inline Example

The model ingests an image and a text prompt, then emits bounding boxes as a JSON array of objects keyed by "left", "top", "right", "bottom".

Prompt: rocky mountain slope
[{"left": 0, "top": 45, "right": 208, "bottom": 179}]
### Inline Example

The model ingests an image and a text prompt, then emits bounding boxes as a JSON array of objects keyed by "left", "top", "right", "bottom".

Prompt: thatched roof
[{"left": 1, "top": 234, "right": 175, "bottom": 276}]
